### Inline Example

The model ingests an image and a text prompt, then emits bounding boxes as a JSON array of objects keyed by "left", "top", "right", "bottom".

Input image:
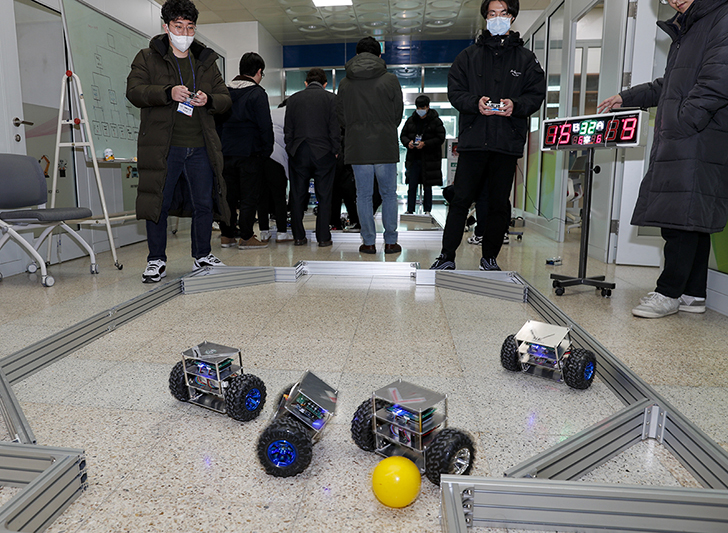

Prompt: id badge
[{"left": 177, "top": 100, "right": 194, "bottom": 116}]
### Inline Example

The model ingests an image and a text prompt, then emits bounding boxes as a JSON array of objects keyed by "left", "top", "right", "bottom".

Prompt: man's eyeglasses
[{"left": 169, "top": 22, "right": 196, "bottom": 35}]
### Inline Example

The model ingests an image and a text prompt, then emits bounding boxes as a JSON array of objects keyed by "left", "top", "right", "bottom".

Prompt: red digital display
[{"left": 541, "top": 111, "right": 644, "bottom": 151}]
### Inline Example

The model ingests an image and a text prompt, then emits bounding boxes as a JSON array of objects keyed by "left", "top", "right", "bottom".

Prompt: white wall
[{"left": 199, "top": 21, "right": 283, "bottom": 104}]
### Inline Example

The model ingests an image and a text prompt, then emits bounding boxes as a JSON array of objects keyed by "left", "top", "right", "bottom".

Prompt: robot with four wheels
[
  {"left": 168, "top": 341, "right": 267, "bottom": 421},
  {"left": 257, "top": 371, "right": 338, "bottom": 477},
  {"left": 500, "top": 320, "right": 597, "bottom": 390},
  {"left": 351, "top": 380, "right": 475, "bottom": 485}
]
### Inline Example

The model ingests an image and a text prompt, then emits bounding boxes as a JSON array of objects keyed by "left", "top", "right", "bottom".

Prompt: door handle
[{"left": 12, "top": 117, "right": 34, "bottom": 127}]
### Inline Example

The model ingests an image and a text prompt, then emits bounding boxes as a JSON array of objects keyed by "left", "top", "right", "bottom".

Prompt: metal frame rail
[
  {"left": 441, "top": 476, "right": 728, "bottom": 533},
  {"left": 440, "top": 273, "right": 728, "bottom": 532},
  {"left": 0, "top": 443, "right": 87, "bottom": 533}
]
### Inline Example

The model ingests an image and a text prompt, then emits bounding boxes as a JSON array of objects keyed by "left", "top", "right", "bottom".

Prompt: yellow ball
[{"left": 371, "top": 456, "right": 421, "bottom": 508}]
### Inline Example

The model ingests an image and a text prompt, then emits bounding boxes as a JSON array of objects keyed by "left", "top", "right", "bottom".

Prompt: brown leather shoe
[
  {"left": 359, "top": 244, "right": 376, "bottom": 254},
  {"left": 384, "top": 243, "right": 402, "bottom": 254},
  {"left": 318, "top": 240, "right": 333, "bottom": 247}
]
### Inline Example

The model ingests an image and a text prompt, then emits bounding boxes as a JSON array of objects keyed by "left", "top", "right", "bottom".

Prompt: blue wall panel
[{"left": 283, "top": 39, "right": 474, "bottom": 69}]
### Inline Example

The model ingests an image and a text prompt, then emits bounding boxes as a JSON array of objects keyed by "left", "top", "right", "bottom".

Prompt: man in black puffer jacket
[
  {"left": 599, "top": 0, "right": 728, "bottom": 318},
  {"left": 430, "top": 0, "right": 545, "bottom": 271},
  {"left": 400, "top": 95, "right": 446, "bottom": 215}
]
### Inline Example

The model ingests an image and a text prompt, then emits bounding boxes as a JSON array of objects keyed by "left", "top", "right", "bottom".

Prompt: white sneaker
[
  {"left": 259, "top": 230, "right": 272, "bottom": 243},
  {"left": 467, "top": 234, "right": 483, "bottom": 245},
  {"left": 503, "top": 233, "right": 510, "bottom": 245},
  {"left": 679, "top": 294, "right": 706, "bottom": 313},
  {"left": 142, "top": 259, "right": 166, "bottom": 283},
  {"left": 193, "top": 254, "right": 225, "bottom": 271},
  {"left": 276, "top": 231, "right": 294, "bottom": 242},
  {"left": 632, "top": 292, "right": 679, "bottom": 318}
]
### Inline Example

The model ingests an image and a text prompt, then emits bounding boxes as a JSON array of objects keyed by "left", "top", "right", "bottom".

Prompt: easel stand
[
  {"left": 51, "top": 70, "right": 123, "bottom": 271},
  {"left": 550, "top": 147, "right": 615, "bottom": 297}
]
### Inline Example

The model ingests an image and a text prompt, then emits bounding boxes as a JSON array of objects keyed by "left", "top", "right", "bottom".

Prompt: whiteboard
[{"left": 61, "top": 0, "right": 149, "bottom": 161}]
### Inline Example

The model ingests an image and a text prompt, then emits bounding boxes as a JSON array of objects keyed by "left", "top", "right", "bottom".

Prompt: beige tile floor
[{"left": 0, "top": 205, "right": 726, "bottom": 532}]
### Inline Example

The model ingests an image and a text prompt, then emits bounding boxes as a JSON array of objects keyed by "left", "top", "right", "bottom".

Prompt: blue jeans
[
  {"left": 146, "top": 146, "right": 214, "bottom": 262},
  {"left": 352, "top": 163, "right": 398, "bottom": 246}
]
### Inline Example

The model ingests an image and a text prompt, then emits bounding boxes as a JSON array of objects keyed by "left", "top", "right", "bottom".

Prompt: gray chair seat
[{"left": 0, "top": 207, "right": 92, "bottom": 222}]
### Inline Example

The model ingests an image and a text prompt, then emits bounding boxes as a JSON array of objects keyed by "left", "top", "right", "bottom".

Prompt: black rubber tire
[
  {"left": 275, "top": 383, "right": 296, "bottom": 411},
  {"left": 169, "top": 361, "right": 190, "bottom": 402},
  {"left": 555, "top": 287, "right": 565, "bottom": 296},
  {"left": 563, "top": 348, "right": 597, "bottom": 390},
  {"left": 351, "top": 398, "right": 386, "bottom": 452},
  {"left": 225, "top": 374, "right": 267, "bottom": 421},
  {"left": 500, "top": 334, "right": 521, "bottom": 372},
  {"left": 425, "top": 428, "right": 475, "bottom": 485},
  {"left": 257, "top": 417, "right": 313, "bottom": 477}
]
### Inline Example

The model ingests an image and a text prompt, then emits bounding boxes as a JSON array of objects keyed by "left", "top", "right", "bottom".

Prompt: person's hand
[
  {"left": 190, "top": 91, "right": 208, "bottom": 107},
  {"left": 478, "top": 96, "right": 491, "bottom": 115},
  {"left": 597, "top": 94, "right": 622, "bottom": 113},
  {"left": 171, "top": 85, "right": 192, "bottom": 103},
  {"left": 499, "top": 98, "right": 514, "bottom": 117},
  {"left": 416, "top": 141, "right": 425, "bottom": 149},
  {"left": 408, "top": 140, "right": 415, "bottom": 149}
]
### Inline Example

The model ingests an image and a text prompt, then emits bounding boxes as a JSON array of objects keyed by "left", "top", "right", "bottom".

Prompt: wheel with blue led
[
  {"left": 168, "top": 361, "right": 190, "bottom": 402},
  {"left": 226, "top": 374, "right": 266, "bottom": 421},
  {"left": 257, "top": 418, "right": 313, "bottom": 477},
  {"left": 563, "top": 348, "right": 597, "bottom": 390}
]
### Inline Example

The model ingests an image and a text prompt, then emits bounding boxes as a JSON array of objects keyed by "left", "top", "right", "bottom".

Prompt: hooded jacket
[
  {"left": 126, "top": 35, "right": 232, "bottom": 223},
  {"left": 217, "top": 75, "right": 274, "bottom": 159},
  {"left": 400, "top": 109, "right": 446, "bottom": 187},
  {"left": 621, "top": 0, "right": 728, "bottom": 233},
  {"left": 336, "top": 52, "right": 404, "bottom": 165},
  {"left": 448, "top": 31, "right": 545, "bottom": 156}
]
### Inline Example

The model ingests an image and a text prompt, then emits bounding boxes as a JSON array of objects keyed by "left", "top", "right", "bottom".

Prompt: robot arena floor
[{"left": 1, "top": 205, "right": 726, "bottom": 533}]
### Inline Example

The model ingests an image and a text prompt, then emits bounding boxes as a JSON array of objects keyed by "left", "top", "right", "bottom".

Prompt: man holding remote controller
[{"left": 431, "top": 0, "right": 545, "bottom": 271}]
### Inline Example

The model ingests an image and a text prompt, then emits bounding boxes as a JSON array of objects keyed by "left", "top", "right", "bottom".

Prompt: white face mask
[
  {"left": 167, "top": 29, "right": 194, "bottom": 53},
  {"left": 416, "top": 109, "right": 427, "bottom": 117},
  {"left": 487, "top": 16, "right": 511, "bottom": 36}
]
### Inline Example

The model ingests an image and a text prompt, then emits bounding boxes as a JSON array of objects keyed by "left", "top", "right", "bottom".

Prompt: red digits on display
[
  {"left": 545, "top": 124, "right": 558, "bottom": 145},
  {"left": 558, "top": 123, "right": 571, "bottom": 145},
  {"left": 595, "top": 134, "right": 603, "bottom": 144},
  {"left": 605, "top": 119, "right": 618, "bottom": 142},
  {"left": 620, "top": 117, "right": 637, "bottom": 141}
]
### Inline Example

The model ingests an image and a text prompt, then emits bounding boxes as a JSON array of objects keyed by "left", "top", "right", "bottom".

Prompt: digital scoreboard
[{"left": 540, "top": 109, "right": 648, "bottom": 151}]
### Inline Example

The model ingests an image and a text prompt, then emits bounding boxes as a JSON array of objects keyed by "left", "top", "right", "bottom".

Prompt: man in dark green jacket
[
  {"left": 337, "top": 36, "right": 404, "bottom": 255},
  {"left": 126, "top": 0, "right": 231, "bottom": 283}
]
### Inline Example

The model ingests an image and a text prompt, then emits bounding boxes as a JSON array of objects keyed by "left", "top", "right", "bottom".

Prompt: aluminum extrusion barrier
[
  {"left": 182, "top": 266, "right": 276, "bottom": 294},
  {"left": 440, "top": 475, "right": 728, "bottom": 533},
  {"left": 0, "top": 444, "right": 87, "bottom": 533},
  {"left": 0, "top": 368, "right": 34, "bottom": 444},
  {"left": 504, "top": 399, "right": 651, "bottom": 479},
  {"left": 300, "top": 260, "right": 420, "bottom": 277},
  {"left": 434, "top": 270, "right": 527, "bottom": 302},
  {"left": 0, "top": 280, "right": 182, "bottom": 385}
]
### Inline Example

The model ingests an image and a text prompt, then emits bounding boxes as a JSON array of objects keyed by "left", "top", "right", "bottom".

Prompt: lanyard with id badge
[{"left": 175, "top": 55, "right": 196, "bottom": 117}]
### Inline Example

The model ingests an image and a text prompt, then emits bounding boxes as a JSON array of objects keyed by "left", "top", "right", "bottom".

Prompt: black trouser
[
  {"left": 441, "top": 151, "right": 517, "bottom": 260},
  {"left": 330, "top": 157, "right": 359, "bottom": 226},
  {"left": 656, "top": 228, "right": 711, "bottom": 299},
  {"left": 219, "top": 155, "right": 264, "bottom": 241},
  {"left": 258, "top": 159, "right": 289, "bottom": 233},
  {"left": 289, "top": 142, "right": 336, "bottom": 242}
]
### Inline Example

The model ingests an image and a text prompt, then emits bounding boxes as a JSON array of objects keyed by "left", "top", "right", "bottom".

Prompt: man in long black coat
[{"left": 599, "top": 0, "right": 728, "bottom": 318}]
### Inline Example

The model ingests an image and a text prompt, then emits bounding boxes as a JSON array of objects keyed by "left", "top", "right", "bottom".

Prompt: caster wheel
[
  {"left": 42, "top": 275, "right": 55, "bottom": 287},
  {"left": 116, "top": 262, "right": 123, "bottom": 270},
  {"left": 0, "top": 272, "right": 3, "bottom": 282},
  {"left": 90, "top": 263, "right": 99, "bottom": 274},
  {"left": 552, "top": 280, "right": 560, "bottom": 289},
  {"left": 516, "top": 235, "right": 522, "bottom": 241},
  {"left": 555, "top": 287, "right": 565, "bottom": 296},
  {"left": 601, "top": 289, "right": 612, "bottom": 298},
  {"left": 27, "top": 262, "right": 38, "bottom": 274}
]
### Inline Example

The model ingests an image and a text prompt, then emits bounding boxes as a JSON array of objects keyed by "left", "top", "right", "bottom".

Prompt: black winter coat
[
  {"left": 217, "top": 76, "right": 274, "bottom": 159},
  {"left": 448, "top": 32, "right": 545, "bottom": 156},
  {"left": 621, "top": 0, "right": 728, "bottom": 233},
  {"left": 336, "top": 53, "right": 404, "bottom": 164},
  {"left": 126, "top": 35, "right": 231, "bottom": 223},
  {"left": 400, "top": 109, "right": 446, "bottom": 187}
]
